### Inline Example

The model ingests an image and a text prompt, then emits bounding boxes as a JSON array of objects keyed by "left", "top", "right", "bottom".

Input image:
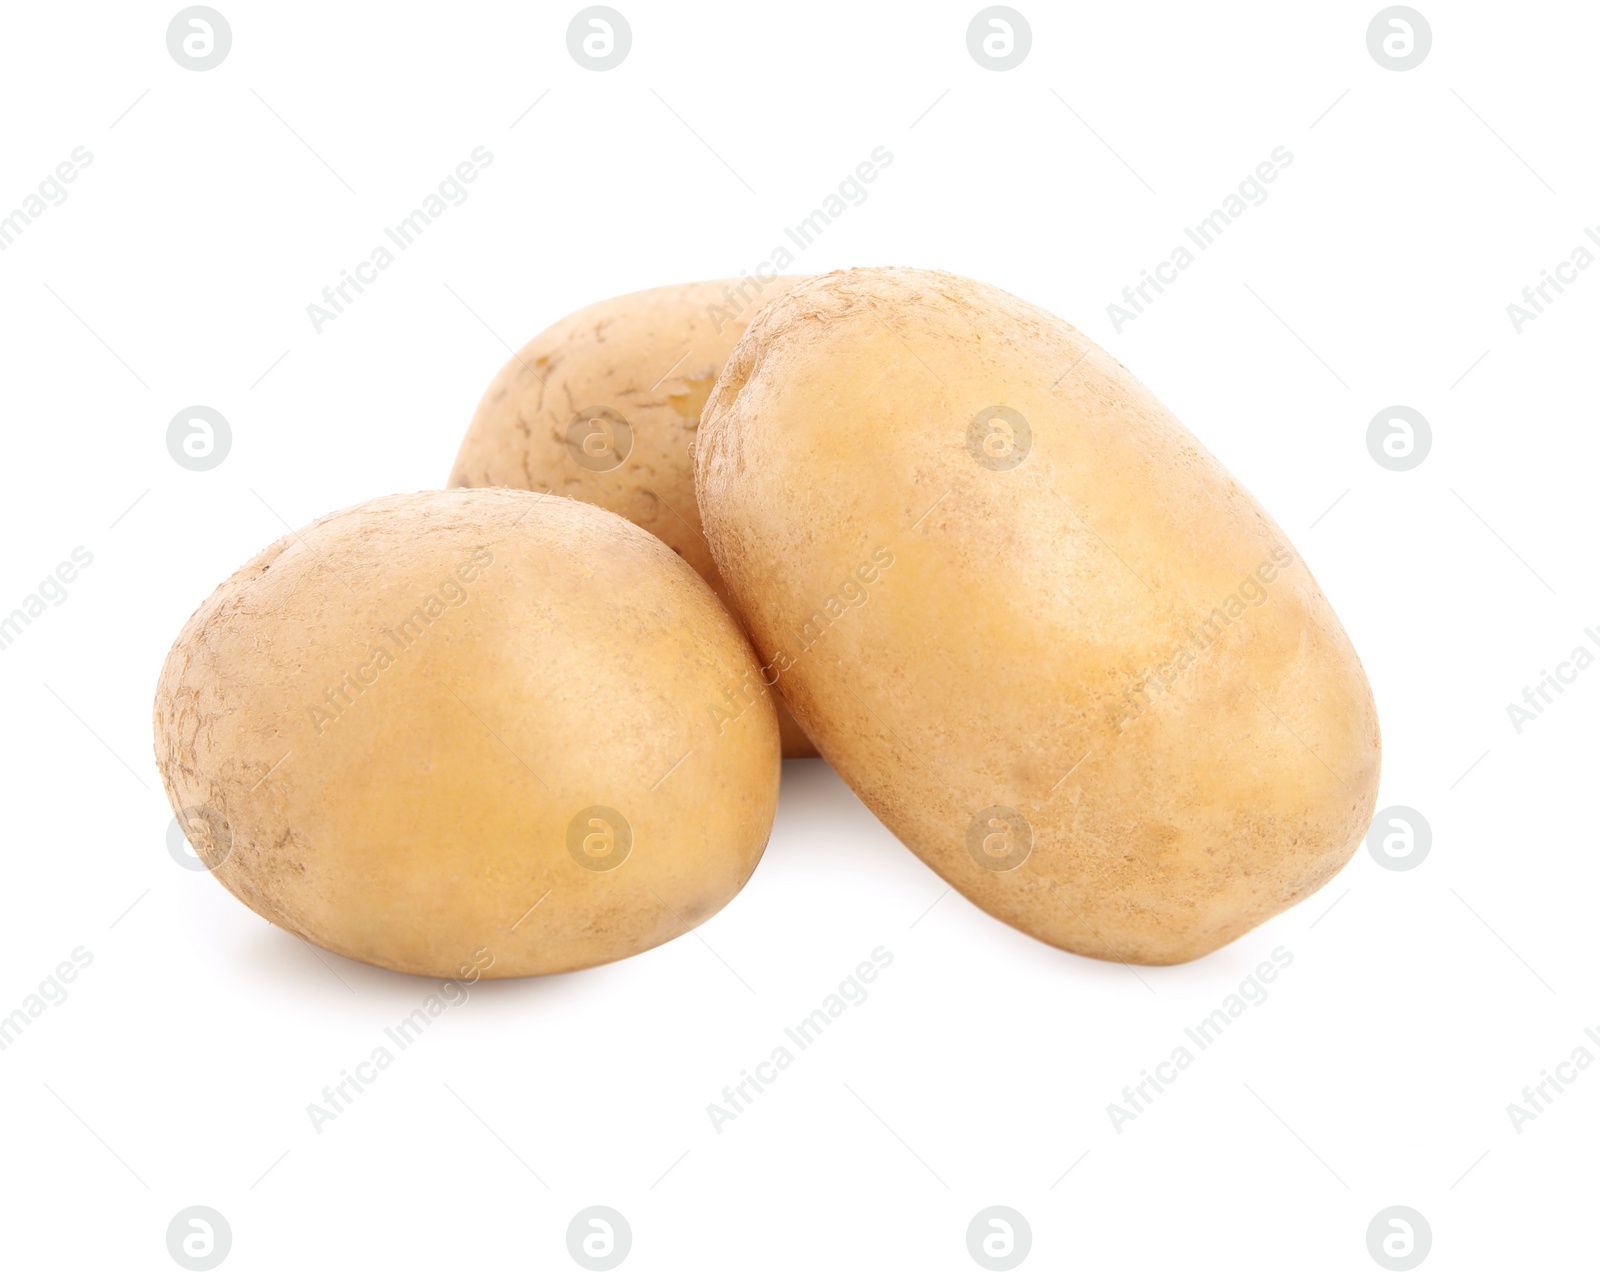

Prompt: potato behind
[
  {"left": 695, "top": 267, "right": 1381, "bottom": 966},
  {"left": 449, "top": 277, "right": 818, "bottom": 757},
  {"left": 153, "top": 489, "right": 780, "bottom": 979}
]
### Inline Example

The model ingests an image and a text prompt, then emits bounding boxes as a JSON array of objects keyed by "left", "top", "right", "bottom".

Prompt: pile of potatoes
[{"left": 154, "top": 268, "right": 1380, "bottom": 979}]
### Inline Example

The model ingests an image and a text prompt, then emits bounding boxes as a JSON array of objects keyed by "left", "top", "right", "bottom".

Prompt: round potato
[
  {"left": 696, "top": 268, "right": 1380, "bottom": 965},
  {"left": 449, "top": 278, "right": 818, "bottom": 757},
  {"left": 153, "top": 489, "right": 780, "bottom": 978}
]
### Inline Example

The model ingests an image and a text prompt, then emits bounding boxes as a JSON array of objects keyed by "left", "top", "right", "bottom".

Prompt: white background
[{"left": 1, "top": 1, "right": 1594, "bottom": 1274}]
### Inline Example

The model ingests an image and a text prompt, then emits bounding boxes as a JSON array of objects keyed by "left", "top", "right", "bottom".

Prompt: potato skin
[
  {"left": 448, "top": 278, "right": 817, "bottom": 757},
  {"left": 696, "top": 268, "right": 1380, "bottom": 965},
  {"left": 153, "top": 489, "right": 780, "bottom": 979}
]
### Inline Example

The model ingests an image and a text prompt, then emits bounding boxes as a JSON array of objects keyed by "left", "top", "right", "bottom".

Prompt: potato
[
  {"left": 695, "top": 268, "right": 1380, "bottom": 965},
  {"left": 152, "top": 489, "right": 780, "bottom": 979},
  {"left": 449, "top": 278, "right": 818, "bottom": 757}
]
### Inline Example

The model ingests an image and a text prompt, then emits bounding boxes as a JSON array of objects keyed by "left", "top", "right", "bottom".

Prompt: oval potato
[
  {"left": 695, "top": 267, "right": 1380, "bottom": 965},
  {"left": 449, "top": 278, "right": 817, "bottom": 757},
  {"left": 153, "top": 489, "right": 780, "bottom": 978}
]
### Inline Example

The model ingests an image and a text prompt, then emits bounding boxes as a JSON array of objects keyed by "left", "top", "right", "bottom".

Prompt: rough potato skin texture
[
  {"left": 448, "top": 278, "right": 817, "bottom": 757},
  {"left": 153, "top": 489, "right": 780, "bottom": 979},
  {"left": 696, "top": 268, "right": 1381, "bottom": 965}
]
